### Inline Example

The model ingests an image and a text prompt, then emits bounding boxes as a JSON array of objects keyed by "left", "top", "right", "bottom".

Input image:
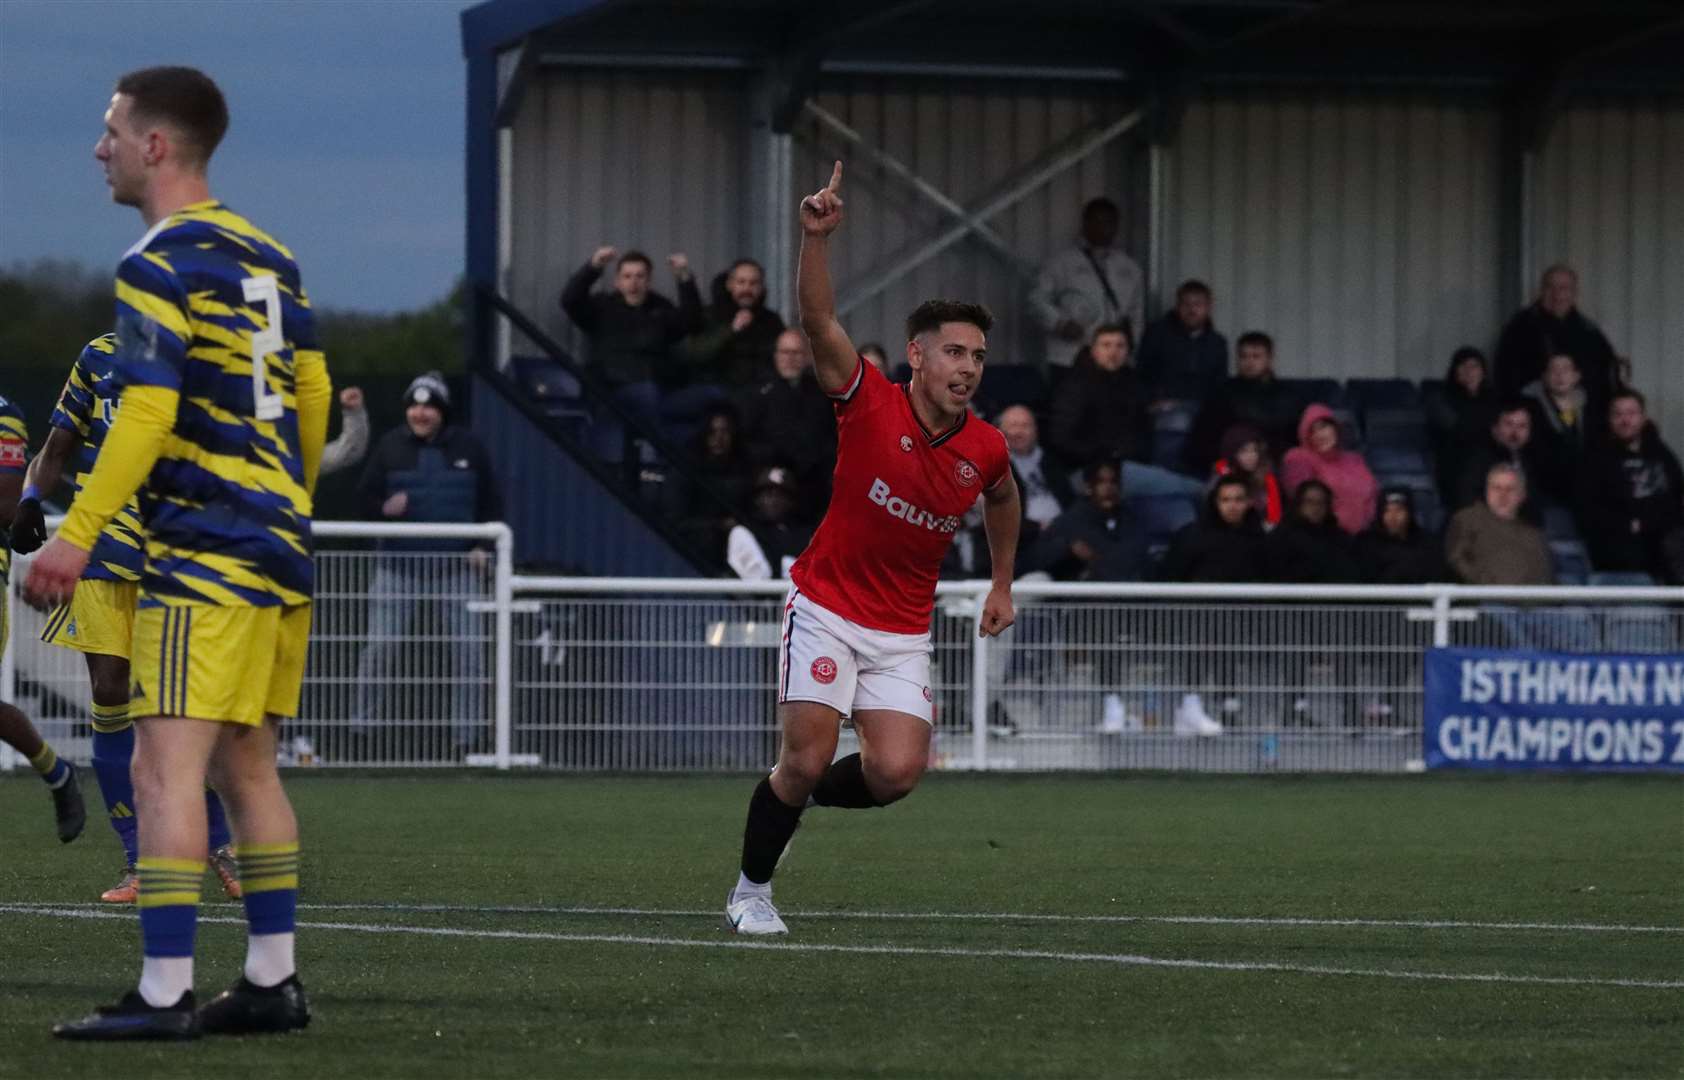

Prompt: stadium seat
[
  {"left": 1331, "top": 407, "right": 1363, "bottom": 451},
  {"left": 976, "top": 365, "right": 1048, "bottom": 414},
  {"left": 1346, "top": 378, "right": 1419, "bottom": 411},
  {"left": 1150, "top": 430, "right": 1191, "bottom": 474},
  {"left": 1550, "top": 540, "right": 1591, "bottom": 584},
  {"left": 1366, "top": 445, "right": 1431, "bottom": 476},
  {"left": 512, "top": 354, "right": 582, "bottom": 403},
  {"left": 1152, "top": 400, "right": 1198, "bottom": 433},
  {"left": 1363, "top": 409, "right": 1431, "bottom": 452},
  {"left": 1542, "top": 504, "right": 1581, "bottom": 542},
  {"left": 1602, "top": 607, "right": 1677, "bottom": 652},
  {"left": 1278, "top": 377, "right": 1347, "bottom": 409},
  {"left": 1587, "top": 571, "right": 1655, "bottom": 587},
  {"left": 1132, "top": 493, "right": 1198, "bottom": 550}
]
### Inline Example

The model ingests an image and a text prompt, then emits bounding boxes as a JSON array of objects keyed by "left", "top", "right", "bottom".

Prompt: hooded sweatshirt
[
  {"left": 1280, "top": 404, "right": 1378, "bottom": 534},
  {"left": 1266, "top": 483, "right": 1361, "bottom": 584},
  {"left": 1428, "top": 348, "right": 1500, "bottom": 500},
  {"left": 1159, "top": 484, "right": 1267, "bottom": 583}
]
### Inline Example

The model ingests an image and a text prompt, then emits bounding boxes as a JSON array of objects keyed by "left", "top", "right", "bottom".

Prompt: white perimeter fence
[{"left": 4, "top": 521, "right": 1681, "bottom": 773}]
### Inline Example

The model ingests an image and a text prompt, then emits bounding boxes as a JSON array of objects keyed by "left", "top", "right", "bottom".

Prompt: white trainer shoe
[
  {"left": 725, "top": 890, "right": 788, "bottom": 936},
  {"left": 1173, "top": 693, "right": 1224, "bottom": 736}
]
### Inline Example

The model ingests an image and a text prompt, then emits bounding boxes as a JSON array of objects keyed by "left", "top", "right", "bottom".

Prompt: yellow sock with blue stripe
[
  {"left": 137, "top": 856, "right": 203, "bottom": 1007},
  {"left": 28, "top": 742, "right": 72, "bottom": 789},
  {"left": 239, "top": 842, "right": 299, "bottom": 987}
]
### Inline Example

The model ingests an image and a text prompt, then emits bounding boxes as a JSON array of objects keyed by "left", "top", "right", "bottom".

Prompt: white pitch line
[{"left": 2, "top": 904, "right": 1679, "bottom": 991}]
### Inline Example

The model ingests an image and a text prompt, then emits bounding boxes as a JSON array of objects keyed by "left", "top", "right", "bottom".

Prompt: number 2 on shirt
[{"left": 242, "top": 274, "right": 285, "bottom": 420}]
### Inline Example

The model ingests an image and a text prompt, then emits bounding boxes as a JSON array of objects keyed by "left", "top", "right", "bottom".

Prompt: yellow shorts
[
  {"left": 130, "top": 603, "right": 312, "bottom": 727},
  {"left": 40, "top": 579, "right": 139, "bottom": 657}
]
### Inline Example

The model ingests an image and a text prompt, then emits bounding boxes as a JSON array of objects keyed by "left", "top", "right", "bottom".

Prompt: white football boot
[{"left": 725, "top": 890, "right": 789, "bottom": 935}]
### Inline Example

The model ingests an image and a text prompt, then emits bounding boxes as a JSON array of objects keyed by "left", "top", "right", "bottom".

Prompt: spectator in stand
[
  {"left": 1281, "top": 404, "right": 1378, "bottom": 535},
  {"left": 994, "top": 405, "right": 1073, "bottom": 575},
  {"left": 1445, "top": 463, "right": 1553, "bottom": 585},
  {"left": 738, "top": 329, "right": 836, "bottom": 521},
  {"left": 676, "top": 403, "right": 755, "bottom": 564},
  {"left": 1137, "top": 279, "right": 1228, "bottom": 409},
  {"left": 1029, "top": 197, "right": 1144, "bottom": 375},
  {"left": 1046, "top": 323, "right": 1147, "bottom": 470},
  {"left": 1186, "top": 331, "right": 1301, "bottom": 472},
  {"left": 1521, "top": 352, "right": 1595, "bottom": 506},
  {"left": 726, "top": 465, "right": 816, "bottom": 581},
  {"left": 1267, "top": 479, "right": 1360, "bottom": 584},
  {"left": 1032, "top": 460, "right": 1149, "bottom": 582},
  {"left": 859, "top": 342, "right": 890, "bottom": 374},
  {"left": 1356, "top": 487, "right": 1447, "bottom": 584},
  {"left": 319, "top": 386, "right": 370, "bottom": 477},
  {"left": 1578, "top": 390, "right": 1684, "bottom": 584},
  {"left": 560, "top": 246, "right": 702, "bottom": 426},
  {"left": 353, "top": 373, "right": 504, "bottom": 752},
  {"left": 683, "top": 258, "right": 785, "bottom": 388},
  {"left": 1161, "top": 474, "right": 1267, "bottom": 584},
  {"left": 1495, "top": 264, "right": 1620, "bottom": 404},
  {"left": 1427, "top": 345, "right": 1499, "bottom": 503},
  {"left": 1455, "top": 398, "right": 1547, "bottom": 524},
  {"left": 1211, "top": 422, "right": 1282, "bottom": 529}
]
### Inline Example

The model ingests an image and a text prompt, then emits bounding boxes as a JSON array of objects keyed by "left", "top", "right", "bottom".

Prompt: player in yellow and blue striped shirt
[
  {"left": 0, "top": 393, "right": 87, "bottom": 843},
  {"left": 12, "top": 333, "right": 242, "bottom": 903},
  {"left": 31, "top": 67, "right": 331, "bottom": 1041}
]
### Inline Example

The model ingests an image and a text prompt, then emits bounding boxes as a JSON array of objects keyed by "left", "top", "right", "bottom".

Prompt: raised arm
[{"left": 798, "top": 161, "right": 862, "bottom": 395}]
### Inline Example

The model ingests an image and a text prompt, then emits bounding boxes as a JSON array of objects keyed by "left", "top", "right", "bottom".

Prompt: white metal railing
[{"left": 3, "top": 521, "right": 1680, "bottom": 773}]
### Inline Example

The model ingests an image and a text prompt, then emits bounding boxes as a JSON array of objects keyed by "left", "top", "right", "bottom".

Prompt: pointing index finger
[{"left": 827, "top": 160, "right": 843, "bottom": 193}]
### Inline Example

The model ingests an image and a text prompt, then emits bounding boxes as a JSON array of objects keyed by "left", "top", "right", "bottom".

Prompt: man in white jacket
[{"left": 1029, "top": 197, "right": 1144, "bottom": 374}]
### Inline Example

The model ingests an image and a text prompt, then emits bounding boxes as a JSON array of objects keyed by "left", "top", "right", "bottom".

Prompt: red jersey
[{"left": 790, "top": 358, "right": 1009, "bottom": 634}]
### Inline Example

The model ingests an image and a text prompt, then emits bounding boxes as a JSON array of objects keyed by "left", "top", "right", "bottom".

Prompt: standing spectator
[
  {"left": 683, "top": 258, "right": 785, "bottom": 388},
  {"left": 1578, "top": 390, "right": 1684, "bottom": 584},
  {"left": 676, "top": 403, "right": 755, "bottom": 564},
  {"left": 1029, "top": 197, "right": 1144, "bottom": 374},
  {"left": 1427, "top": 346, "right": 1499, "bottom": 503},
  {"left": 560, "top": 246, "right": 702, "bottom": 426},
  {"left": 1455, "top": 399, "right": 1548, "bottom": 524},
  {"left": 1032, "top": 460, "right": 1149, "bottom": 582},
  {"left": 1211, "top": 422, "right": 1282, "bottom": 528},
  {"left": 859, "top": 343, "right": 890, "bottom": 374},
  {"left": 319, "top": 386, "right": 369, "bottom": 477},
  {"left": 995, "top": 405, "right": 1073, "bottom": 572},
  {"left": 1045, "top": 324, "right": 1147, "bottom": 470},
  {"left": 738, "top": 329, "right": 837, "bottom": 520},
  {"left": 1281, "top": 404, "right": 1378, "bottom": 535},
  {"left": 1521, "top": 353, "right": 1595, "bottom": 505},
  {"left": 353, "top": 373, "right": 504, "bottom": 752},
  {"left": 1186, "top": 331, "right": 1301, "bottom": 471},
  {"left": 1267, "top": 479, "right": 1360, "bottom": 584},
  {"left": 1355, "top": 487, "right": 1447, "bottom": 584},
  {"left": 1160, "top": 474, "right": 1267, "bottom": 584},
  {"left": 1495, "top": 264, "right": 1619, "bottom": 403},
  {"left": 1136, "top": 279, "right": 1229, "bottom": 408},
  {"left": 1444, "top": 464, "right": 1553, "bottom": 585}
]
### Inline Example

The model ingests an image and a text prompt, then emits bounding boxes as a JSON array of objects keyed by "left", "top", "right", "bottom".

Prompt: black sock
[
  {"left": 739, "top": 776, "right": 805, "bottom": 885},
  {"left": 809, "top": 754, "right": 883, "bottom": 809}
]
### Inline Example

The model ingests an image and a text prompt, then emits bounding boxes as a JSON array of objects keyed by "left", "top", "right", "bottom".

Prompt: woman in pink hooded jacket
[{"left": 1280, "top": 403, "right": 1378, "bottom": 534}]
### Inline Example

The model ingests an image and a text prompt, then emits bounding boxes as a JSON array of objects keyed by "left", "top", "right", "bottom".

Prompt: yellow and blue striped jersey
[
  {"left": 113, "top": 200, "right": 320, "bottom": 607},
  {"left": 0, "top": 394, "right": 27, "bottom": 583},
  {"left": 50, "top": 333, "right": 146, "bottom": 583}
]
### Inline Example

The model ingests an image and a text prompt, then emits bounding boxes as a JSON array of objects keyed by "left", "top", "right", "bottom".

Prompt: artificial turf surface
[{"left": 2, "top": 772, "right": 1680, "bottom": 1078}]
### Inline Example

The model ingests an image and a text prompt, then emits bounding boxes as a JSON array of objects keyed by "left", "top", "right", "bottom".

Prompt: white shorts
[{"left": 778, "top": 587, "right": 934, "bottom": 724}]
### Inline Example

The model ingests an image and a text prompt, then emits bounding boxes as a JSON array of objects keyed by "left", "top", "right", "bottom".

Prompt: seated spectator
[
  {"left": 1137, "top": 279, "right": 1228, "bottom": 409},
  {"left": 1160, "top": 474, "right": 1267, "bottom": 583},
  {"left": 1427, "top": 345, "right": 1499, "bottom": 502},
  {"left": 994, "top": 405, "right": 1073, "bottom": 576},
  {"left": 1355, "top": 486, "right": 1448, "bottom": 584},
  {"left": 676, "top": 403, "right": 755, "bottom": 563},
  {"left": 726, "top": 465, "right": 817, "bottom": 580},
  {"left": 1211, "top": 422, "right": 1282, "bottom": 528},
  {"left": 1281, "top": 404, "right": 1378, "bottom": 534},
  {"left": 1496, "top": 264, "right": 1619, "bottom": 405},
  {"left": 1521, "top": 352, "right": 1595, "bottom": 506},
  {"left": 1186, "top": 330, "right": 1300, "bottom": 472},
  {"left": 859, "top": 342, "right": 890, "bottom": 374},
  {"left": 1444, "top": 463, "right": 1553, "bottom": 585},
  {"left": 738, "top": 329, "right": 837, "bottom": 521},
  {"left": 560, "top": 246, "right": 702, "bottom": 397},
  {"left": 1267, "top": 479, "right": 1360, "bottom": 583},
  {"left": 319, "top": 386, "right": 369, "bottom": 477},
  {"left": 1455, "top": 398, "right": 1547, "bottom": 524},
  {"left": 1577, "top": 390, "right": 1684, "bottom": 584},
  {"left": 1031, "top": 460, "right": 1149, "bottom": 582},
  {"left": 1029, "top": 196, "right": 1143, "bottom": 374},
  {"left": 682, "top": 259, "right": 785, "bottom": 387},
  {"left": 1045, "top": 323, "right": 1147, "bottom": 470}
]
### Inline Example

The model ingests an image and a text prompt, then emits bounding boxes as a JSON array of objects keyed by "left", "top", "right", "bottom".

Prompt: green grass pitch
[{"left": 2, "top": 772, "right": 1681, "bottom": 1078}]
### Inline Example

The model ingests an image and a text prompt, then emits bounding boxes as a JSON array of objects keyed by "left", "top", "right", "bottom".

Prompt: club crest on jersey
[
  {"left": 954, "top": 459, "right": 979, "bottom": 488},
  {"left": 868, "top": 478, "right": 962, "bottom": 534},
  {"left": 898, "top": 435, "right": 914, "bottom": 453},
  {"left": 811, "top": 657, "right": 838, "bottom": 684},
  {"left": 922, "top": 686, "right": 933, "bottom": 702}
]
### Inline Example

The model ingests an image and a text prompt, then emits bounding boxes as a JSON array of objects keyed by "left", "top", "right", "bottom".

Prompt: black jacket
[
  {"left": 684, "top": 273, "right": 786, "bottom": 386},
  {"left": 1267, "top": 514, "right": 1360, "bottom": 584},
  {"left": 1160, "top": 498, "right": 1267, "bottom": 583},
  {"left": 1495, "top": 303, "right": 1619, "bottom": 403},
  {"left": 560, "top": 262, "right": 702, "bottom": 386},
  {"left": 1033, "top": 500, "right": 1150, "bottom": 582},
  {"left": 1577, "top": 424, "right": 1684, "bottom": 573},
  {"left": 1455, "top": 433, "right": 1548, "bottom": 525},
  {"left": 1045, "top": 356, "right": 1149, "bottom": 468},
  {"left": 1187, "top": 375, "right": 1301, "bottom": 472},
  {"left": 737, "top": 372, "right": 837, "bottom": 517},
  {"left": 359, "top": 424, "right": 503, "bottom": 551},
  {"left": 1355, "top": 524, "right": 1448, "bottom": 584},
  {"left": 1427, "top": 357, "right": 1500, "bottom": 501},
  {"left": 1135, "top": 312, "right": 1229, "bottom": 404}
]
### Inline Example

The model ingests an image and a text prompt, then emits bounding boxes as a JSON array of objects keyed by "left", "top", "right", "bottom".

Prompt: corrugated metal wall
[
  {"left": 1533, "top": 98, "right": 1684, "bottom": 452},
  {"left": 507, "top": 68, "right": 752, "bottom": 359},
  {"left": 1163, "top": 92, "right": 1504, "bottom": 384},
  {"left": 792, "top": 76, "right": 1146, "bottom": 367}
]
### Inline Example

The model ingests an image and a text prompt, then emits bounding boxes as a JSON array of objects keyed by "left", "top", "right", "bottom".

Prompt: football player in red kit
[{"left": 726, "top": 162, "right": 1021, "bottom": 935}]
